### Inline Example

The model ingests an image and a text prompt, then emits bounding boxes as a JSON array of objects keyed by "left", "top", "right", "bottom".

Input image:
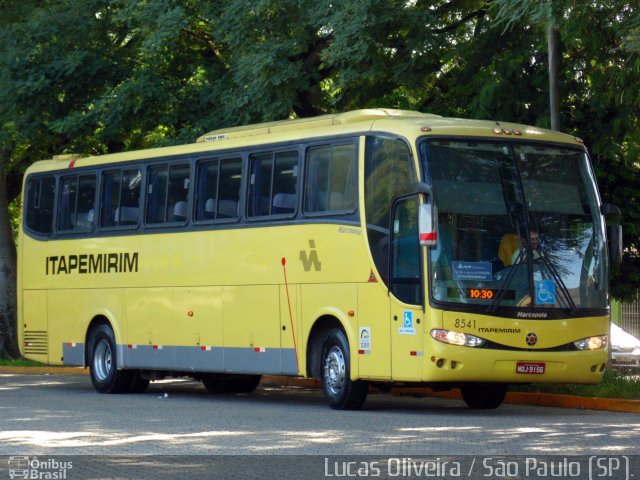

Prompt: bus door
[{"left": 389, "top": 196, "right": 425, "bottom": 381}]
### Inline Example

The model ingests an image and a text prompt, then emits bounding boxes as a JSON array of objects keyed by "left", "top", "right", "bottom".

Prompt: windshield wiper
[
  {"left": 487, "top": 246, "right": 578, "bottom": 314},
  {"left": 487, "top": 248, "right": 525, "bottom": 313},
  {"left": 535, "top": 248, "right": 578, "bottom": 314}
]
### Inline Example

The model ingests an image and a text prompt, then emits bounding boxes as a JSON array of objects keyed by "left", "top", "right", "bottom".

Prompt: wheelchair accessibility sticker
[
  {"left": 535, "top": 280, "right": 556, "bottom": 305},
  {"left": 399, "top": 311, "right": 416, "bottom": 335}
]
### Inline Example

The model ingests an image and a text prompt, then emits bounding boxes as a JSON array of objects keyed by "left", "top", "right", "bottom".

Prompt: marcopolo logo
[{"left": 8, "top": 457, "right": 72, "bottom": 479}]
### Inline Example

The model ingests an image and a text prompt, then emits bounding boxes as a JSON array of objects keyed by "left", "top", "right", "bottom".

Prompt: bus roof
[
  {"left": 195, "top": 109, "right": 440, "bottom": 142},
  {"left": 27, "top": 109, "right": 584, "bottom": 173}
]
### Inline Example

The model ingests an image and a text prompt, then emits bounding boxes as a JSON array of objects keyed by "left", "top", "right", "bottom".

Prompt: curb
[
  {"left": 2, "top": 367, "right": 638, "bottom": 413},
  {"left": 260, "top": 376, "right": 640, "bottom": 414},
  {"left": 0, "top": 366, "right": 88, "bottom": 375}
]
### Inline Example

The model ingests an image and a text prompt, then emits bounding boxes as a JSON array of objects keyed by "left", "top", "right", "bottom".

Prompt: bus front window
[{"left": 421, "top": 140, "right": 608, "bottom": 314}]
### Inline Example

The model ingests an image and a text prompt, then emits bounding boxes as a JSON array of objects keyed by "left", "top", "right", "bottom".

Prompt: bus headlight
[
  {"left": 431, "top": 329, "right": 486, "bottom": 347},
  {"left": 574, "top": 335, "right": 608, "bottom": 350}
]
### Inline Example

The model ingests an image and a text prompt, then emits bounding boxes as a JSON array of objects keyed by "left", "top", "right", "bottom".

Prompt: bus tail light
[
  {"left": 431, "top": 329, "right": 486, "bottom": 347},
  {"left": 574, "top": 335, "right": 607, "bottom": 350}
]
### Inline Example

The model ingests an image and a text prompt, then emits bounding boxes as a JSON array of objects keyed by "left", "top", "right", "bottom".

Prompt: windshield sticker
[
  {"left": 535, "top": 280, "right": 556, "bottom": 305},
  {"left": 399, "top": 311, "right": 416, "bottom": 335},
  {"left": 452, "top": 261, "right": 493, "bottom": 281}
]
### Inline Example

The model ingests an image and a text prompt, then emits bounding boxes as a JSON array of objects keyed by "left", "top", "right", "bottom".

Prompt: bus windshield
[{"left": 421, "top": 139, "right": 608, "bottom": 313}]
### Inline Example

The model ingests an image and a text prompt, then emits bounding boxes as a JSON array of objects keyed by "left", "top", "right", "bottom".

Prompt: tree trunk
[
  {"left": 547, "top": 21, "right": 561, "bottom": 131},
  {"left": 0, "top": 167, "right": 20, "bottom": 359}
]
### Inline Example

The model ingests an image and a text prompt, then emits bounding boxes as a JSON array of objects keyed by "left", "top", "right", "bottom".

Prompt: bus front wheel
[
  {"left": 321, "top": 329, "right": 368, "bottom": 410},
  {"left": 460, "top": 383, "right": 507, "bottom": 409},
  {"left": 88, "top": 324, "right": 132, "bottom": 394}
]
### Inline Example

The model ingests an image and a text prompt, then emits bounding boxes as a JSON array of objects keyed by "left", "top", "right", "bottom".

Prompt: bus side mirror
[
  {"left": 609, "top": 223, "right": 623, "bottom": 265},
  {"left": 419, "top": 199, "right": 437, "bottom": 247},
  {"left": 601, "top": 203, "right": 622, "bottom": 265}
]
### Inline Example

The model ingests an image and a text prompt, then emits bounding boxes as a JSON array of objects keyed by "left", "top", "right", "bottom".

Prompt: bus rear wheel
[
  {"left": 321, "top": 329, "right": 368, "bottom": 410},
  {"left": 460, "top": 383, "right": 507, "bottom": 409},
  {"left": 128, "top": 371, "right": 150, "bottom": 393},
  {"left": 88, "top": 324, "right": 132, "bottom": 394}
]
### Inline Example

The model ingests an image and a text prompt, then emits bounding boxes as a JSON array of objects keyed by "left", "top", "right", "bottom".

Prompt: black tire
[
  {"left": 202, "top": 374, "right": 231, "bottom": 393},
  {"left": 128, "top": 371, "right": 150, "bottom": 393},
  {"left": 227, "top": 375, "right": 262, "bottom": 393},
  {"left": 320, "top": 328, "right": 368, "bottom": 410},
  {"left": 88, "top": 324, "right": 132, "bottom": 393},
  {"left": 202, "top": 374, "right": 261, "bottom": 394},
  {"left": 460, "top": 383, "right": 507, "bottom": 409}
]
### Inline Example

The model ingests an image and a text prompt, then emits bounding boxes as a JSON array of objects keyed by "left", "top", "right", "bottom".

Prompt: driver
[{"left": 511, "top": 230, "right": 541, "bottom": 264}]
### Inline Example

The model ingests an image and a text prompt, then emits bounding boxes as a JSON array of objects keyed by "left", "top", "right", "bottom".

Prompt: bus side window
[
  {"left": 25, "top": 176, "right": 56, "bottom": 236},
  {"left": 58, "top": 174, "right": 96, "bottom": 231},
  {"left": 120, "top": 169, "right": 142, "bottom": 225},
  {"left": 195, "top": 157, "right": 242, "bottom": 221},
  {"left": 304, "top": 143, "right": 357, "bottom": 214},
  {"left": 271, "top": 151, "right": 298, "bottom": 214},
  {"left": 168, "top": 164, "right": 190, "bottom": 222},
  {"left": 101, "top": 168, "right": 141, "bottom": 228},
  {"left": 248, "top": 151, "right": 298, "bottom": 217},
  {"left": 146, "top": 163, "right": 190, "bottom": 224}
]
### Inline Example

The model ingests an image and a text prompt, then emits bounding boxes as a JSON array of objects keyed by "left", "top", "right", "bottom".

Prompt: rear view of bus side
[{"left": 18, "top": 109, "right": 621, "bottom": 409}]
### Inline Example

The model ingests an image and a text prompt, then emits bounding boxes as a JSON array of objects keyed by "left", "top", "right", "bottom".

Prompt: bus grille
[{"left": 24, "top": 331, "right": 48, "bottom": 355}]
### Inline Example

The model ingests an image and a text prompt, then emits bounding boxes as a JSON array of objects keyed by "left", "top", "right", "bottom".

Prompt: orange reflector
[
  {"left": 493, "top": 127, "right": 502, "bottom": 134},
  {"left": 421, "top": 126, "right": 432, "bottom": 132}
]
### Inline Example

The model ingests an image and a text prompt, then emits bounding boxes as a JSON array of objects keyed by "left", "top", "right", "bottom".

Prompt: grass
[
  {"left": 0, "top": 357, "right": 46, "bottom": 367},
  {"left": 512, "top": 369, "right": 640, "bottom": 400}
]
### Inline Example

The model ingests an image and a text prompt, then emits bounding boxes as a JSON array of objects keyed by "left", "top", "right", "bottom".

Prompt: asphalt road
[{"left": 1, "top": 373, "right": 639, "bottom": 457}]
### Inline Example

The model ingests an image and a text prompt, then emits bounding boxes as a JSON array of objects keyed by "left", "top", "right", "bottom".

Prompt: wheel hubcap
[
  {"left": 323, "top": 346, "right": 346, "bottom": 395},
  {"left": 93, "top": 339, "right": 112, "bottom": 381}
]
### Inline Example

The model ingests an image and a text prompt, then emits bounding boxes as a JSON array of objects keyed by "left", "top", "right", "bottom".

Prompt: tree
[
  {"left": 457, "top": 0, "right": 640, "bottom": 299},
  {"left": 1, "top": 0, "right": 639, "bottom": 358}
]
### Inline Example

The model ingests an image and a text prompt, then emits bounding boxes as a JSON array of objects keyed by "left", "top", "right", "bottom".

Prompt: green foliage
[
  {"left": 0, "top": 0, "right": 639, "bottom": 299},
  {"left": 513, "top": 369, "right": 640, "bottom": 400},
  {"left": 8, "top": 197, "right": 19, "bottom": 243},
  {"left": 0, "top": 357, "right": 45, "bottom": 367}
]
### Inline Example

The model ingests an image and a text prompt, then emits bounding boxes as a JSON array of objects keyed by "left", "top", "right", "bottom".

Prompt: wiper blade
[
  {"left": 536, "top": 249, "right": 578, "bottom": 314},
  {"left": 487, "top": 249, "right": 526, "bottom": 313}
]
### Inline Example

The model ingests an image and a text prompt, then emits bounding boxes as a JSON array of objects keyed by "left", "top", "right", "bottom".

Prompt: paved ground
[
  {"left": 1, "top": 373, "right": 639, "bottom": 456},
  {"left": 1, "top": 373, "right": 639, "bottom": 479}
]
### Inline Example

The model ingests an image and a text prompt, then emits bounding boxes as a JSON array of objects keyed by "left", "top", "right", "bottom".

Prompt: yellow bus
[{"left": 18, "top": 109, "right": 622, "bottom": 409}]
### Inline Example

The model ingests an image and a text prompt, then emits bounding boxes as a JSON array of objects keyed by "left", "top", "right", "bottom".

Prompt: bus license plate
[{"left": 516, "top": 362, "right": 545, "bottom": 374}]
